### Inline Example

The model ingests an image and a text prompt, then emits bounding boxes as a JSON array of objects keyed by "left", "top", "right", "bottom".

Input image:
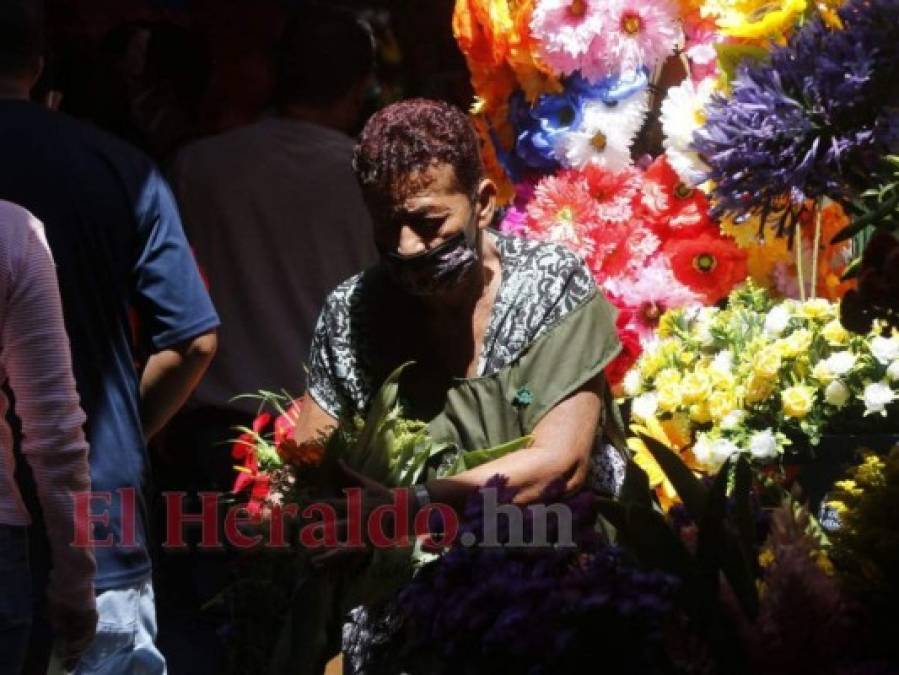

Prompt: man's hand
[{"left": 49, "top": 602, "right": 98, "bottom": 669}]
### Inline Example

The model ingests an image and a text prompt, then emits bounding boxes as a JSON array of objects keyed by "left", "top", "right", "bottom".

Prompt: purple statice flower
[
  {"left": 361, "top": 477, "right": 680, "bottom": 674},
  {"left": 693, "top": 0, "right": 899, "bottom": 239}
]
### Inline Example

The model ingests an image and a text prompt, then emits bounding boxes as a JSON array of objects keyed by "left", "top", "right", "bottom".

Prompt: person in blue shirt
[{"left": 0, "top": 2, "right": 219, "bottom": 672}]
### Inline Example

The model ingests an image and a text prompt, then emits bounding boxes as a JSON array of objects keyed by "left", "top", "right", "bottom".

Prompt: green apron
[{"left": 421, "top": 289, "right": 625, "bottom": 467}]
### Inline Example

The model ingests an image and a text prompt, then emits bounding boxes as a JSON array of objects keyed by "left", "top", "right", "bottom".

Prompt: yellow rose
[
  {"left": 657, "top": 383, "right": 683, "bottom": 413},
  {"left": 811, "top": 361, "right": 834, "bottom": 384},
  {"left": 781, "top": 385, "right": 815, "bottom": 419},
  {"left": 752, "top": 347, "right": 782, "bottom": 380},
  {"left": 799, "top": 298, "right": 833, "bottom": 321},
  {"left": 779, "top": 329, "right": 813, "bottom": 358},
  {"left": 640, "top": 352, "right": 665, "bottom": 379},
  {"left": 681, "top": 372, "right": 712, "bottom": 404},
  {"left": 822, "top": 319, "right": 850, "bottom": 346},
  {"left": 708, "top": 389, "right": 739, "bottom": 421},
  {"left": 689, "top": 402, "right": 712, "bottom": 424},
  {"left": 746, "top": 373, "right": 776, "bottom": 404}
]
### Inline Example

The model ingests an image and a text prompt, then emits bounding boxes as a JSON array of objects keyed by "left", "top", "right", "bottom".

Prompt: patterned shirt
[{"left": 307, "top": 231, "right": 597, "bottom": 419}]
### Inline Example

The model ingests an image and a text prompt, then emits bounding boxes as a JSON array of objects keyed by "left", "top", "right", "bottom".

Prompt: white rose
[
  {"left": 711, "top": 350, "right": 734, "bottom": 374},
  {"left": 749, "top": 429, "right": 779, "bottom": 460},
  {"left": 870, "top": 336, "right": 899, "bottom": 365},
  {"left": 622, "top": 370, "right": 643, "bottom": 397},
  {"left": 824, "top": 380, "right": 850, "bottom": 408},
  {"left": 708, "top": 438, "right": 740, "bottom": 469},
  {"left": 764, "top": 305, "right": 791, "bottom": 337},
  {"left": 720, "top": 410, "right": 745, "bottom": 431},
  {"left": 862, "top": 382, "right": 896, "bottom": 416},
  {"left": 692, "top": 434, "right": 713, "bottom": 467},
  {"left": 631, "top": 392, "right": 659, "bottom": 420},
  {"left": 888, "top": 361, "right": 899, "bottom": 383},
  {"left": 824, "top": 351, "right": 857, "bottom": 376}
]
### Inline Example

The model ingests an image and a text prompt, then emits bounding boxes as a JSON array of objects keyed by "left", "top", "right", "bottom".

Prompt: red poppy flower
[
  {"left": 663, "top": 231, "right": 748, "bottom": 304},
  {"left": 606, "top": 325, "right": 642, "bottom": 388},
  {"left": 635, "top": 155, "right": 713, "bottom": 237}
]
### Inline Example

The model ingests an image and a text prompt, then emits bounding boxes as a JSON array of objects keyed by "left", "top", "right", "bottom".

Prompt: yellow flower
[
  {"left": 689, "top": 402, "right": 713, "bottom": 424},
  {"left": 640, "top": 351, "right": 666, "bottom": 380},
  {"left": 758, "top": 547, "right": 775, "bottom": 568},
  {"left": 708, "top": 389, "right": 739, "bottom": 422},
  {"left": 752, "top": 347, "right": 782, "bottom": 380},
  {"left": 822, "top": 319, "right": 850, "bottom": 346},
  {"left": 709, "top": 0, "right": 808, "bottom": 40},
  {"left": 657, "top": 313, "right": 678, "bottom": 338},
  {"left": 658, "top": 384, "right": 683, "bottom": 413},
  {"left": 781, "top": 384, "right": 816, "bottom": 419},
  {"left": 660, "top": 414, "right": 693, "bottom": 450},
  {"left": 681, "top": 372, "right": 712, "bottom": 404},
  {"left": 778, "top": 329, "right": 813, "bottom": 358},
  {"left": 746, "top": 373, "right": 776, "bottom": 404},
  {"left": 799, "top": 298, "right": 834, "bottom": 321},
  {"left": 811, "top": 361, "right": 834, "bottom": 384}
]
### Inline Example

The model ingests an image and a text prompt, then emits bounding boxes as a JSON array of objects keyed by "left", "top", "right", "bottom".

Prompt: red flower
[
  {"left": 274, "top": 399, "right": 303, "bottom": 448},
  {"left": 635, "top": 155, "right": 713, "bottom": 237},
  {"left": 606, "top": 326, "right": 642, "bottom": 388},
  {"left": 662, "top": 231, "right": 748, "bottom": 304}
]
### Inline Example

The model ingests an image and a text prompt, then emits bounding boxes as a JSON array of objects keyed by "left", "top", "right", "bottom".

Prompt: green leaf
[
  {"left": 831, "top": 193, "right": 899, "bottom": 243},
  {"left": 355, "top": 362, "right": 414, "bottom": 454},
  {"left": 732, "top": 455, "right": 757, "bottom": 569},
  {"left": 619, "top": 460, "right": 652, "bottom": 509},
  {"left": 839, "top": 256, "right": 863, "bottom": 281},
  {"left": 715, "top": 43, "right": 769, "bottom": 86},
  {"left": 640, "top": 433, "right": 708, "bottom": 520}
]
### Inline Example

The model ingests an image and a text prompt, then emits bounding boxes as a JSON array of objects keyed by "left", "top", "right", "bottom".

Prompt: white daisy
[
  {"left": 556, "top": 90, "right": 649, "bottom": 170},
  {"left": 660, "top": 77, "right": 716, "bottom": 186}
]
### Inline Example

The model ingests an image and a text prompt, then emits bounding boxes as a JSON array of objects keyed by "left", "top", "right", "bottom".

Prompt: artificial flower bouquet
[{"left": 624, "top": 283, "right": 899, "bottom": 482}]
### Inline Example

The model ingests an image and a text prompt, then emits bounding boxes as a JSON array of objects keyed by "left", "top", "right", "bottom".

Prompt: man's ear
[{"left": 475, "top": 178, "right": 497, "bottom": 231}]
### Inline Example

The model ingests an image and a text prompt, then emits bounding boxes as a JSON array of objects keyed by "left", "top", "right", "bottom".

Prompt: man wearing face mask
[{"left": 292, "top": 97, "right": 624, "bottom": 499}]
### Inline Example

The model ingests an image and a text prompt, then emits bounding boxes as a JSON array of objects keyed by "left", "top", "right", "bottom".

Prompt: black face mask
[{"left": 381, "top": 229, "right": 480, "bottom": 296}]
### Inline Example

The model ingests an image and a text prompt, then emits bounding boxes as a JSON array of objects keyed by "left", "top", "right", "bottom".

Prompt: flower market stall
[{"left": 225, "top": 1, "right": 899, "bottom": 672}]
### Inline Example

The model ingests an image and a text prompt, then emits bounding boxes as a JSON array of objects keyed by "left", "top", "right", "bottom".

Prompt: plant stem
[
  {"left": 795, "top": 218, "right": 806, "bottom": 302},
  {"left": 810, "top": 199, "right": 824, "bottom": 300}
]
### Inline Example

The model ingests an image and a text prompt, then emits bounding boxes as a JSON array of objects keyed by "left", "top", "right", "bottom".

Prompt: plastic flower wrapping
[{"left": 624, "top": 283, "right": 899, "bottom": 482}]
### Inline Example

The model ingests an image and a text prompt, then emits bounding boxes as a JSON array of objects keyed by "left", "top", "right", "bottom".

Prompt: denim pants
[
  {"left": 0, "top": 525, "right": 31, "bottom": 675},
  {"left": 73, "top": 579, "right": 166, "bottom": 675}
]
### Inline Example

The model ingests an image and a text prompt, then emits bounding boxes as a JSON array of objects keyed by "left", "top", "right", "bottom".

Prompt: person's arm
[
  {"left": 1, "top": 214, "right": 97, "bottom": 662},
  {"left": 424, "top": 373, "right": 604, "bottom": 511},
  {"left": 140, "top": 331, "right": 217, "bottom": 439},
  {"left": 131, "top": 167, "right": 220, "bottom": 438}
]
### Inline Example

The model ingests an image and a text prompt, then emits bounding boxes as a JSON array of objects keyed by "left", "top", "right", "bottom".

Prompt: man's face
[{"left": 371, "top": 162, "right": 479, "bottom": 257}]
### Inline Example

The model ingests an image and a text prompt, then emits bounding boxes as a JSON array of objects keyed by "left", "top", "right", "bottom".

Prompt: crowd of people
[{"left": 0, "top": 0, "right": 629, "bottom": 673}]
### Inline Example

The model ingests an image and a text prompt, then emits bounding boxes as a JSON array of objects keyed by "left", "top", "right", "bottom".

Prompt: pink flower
[
  {"left": 602, "top": 257, "right": 700, "bottom": 342},
  {"left": 566, "top": 164, "right": 641, "bottom": 224},
  {"left": 531, "top": 0, "right": 607, "bottom": 77},
  {"left": 682, "top": 15, "right": 721, "bottom": 83},
  {"left": 582, "top": 0, "right": 680, "bottom": 80},
  {"left": 525, "top": 173, "right": 601, "bottom": 261},
  {"left": 499, "top": 180, "right": 538, "bottom": 236},
  {"left": 589, "top": 220, "right": 660, "bottom": 281}
]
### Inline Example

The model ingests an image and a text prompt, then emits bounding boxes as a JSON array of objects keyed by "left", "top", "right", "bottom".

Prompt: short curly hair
[{"left": 353, "top": 98, "right": 484, "bottom": 205}]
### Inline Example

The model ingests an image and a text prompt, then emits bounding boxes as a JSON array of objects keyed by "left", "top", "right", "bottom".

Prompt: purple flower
[{"left": 694, "top": 0, "right": 899, "bottom": 238}]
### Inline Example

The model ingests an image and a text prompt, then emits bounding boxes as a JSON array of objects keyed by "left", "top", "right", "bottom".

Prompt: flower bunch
[
  {"left": 501, "top": 155, "right": 747, "bottom": 386},
  {"left": 694, "top": 0, "right": 899, "bottom": 238},
  {"left": 357, "top": 477, "right": 680, "bottom": 674},
  {"left": 827, "top": 447, "right": 899, "bottom": 663},
  {"left": 625, "top": 283, "right": 899, "bottom": 474},
  {"left": 530, "top": 0, "right": 680, "bottom": 83}
]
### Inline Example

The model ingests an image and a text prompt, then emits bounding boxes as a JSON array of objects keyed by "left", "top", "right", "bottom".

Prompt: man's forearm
[{"left": 140, "top": 332, "right": 217, "bottom": 439}]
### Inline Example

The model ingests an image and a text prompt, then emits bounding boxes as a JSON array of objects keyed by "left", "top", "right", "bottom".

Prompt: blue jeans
[
  {"left": 73, "top": 579, "right": 166, "bottom": 674},
  {"left": 0, "top": 525, "right": 31, "bottom": 675}
]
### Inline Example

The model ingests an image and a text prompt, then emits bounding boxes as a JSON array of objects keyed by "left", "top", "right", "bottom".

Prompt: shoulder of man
[{"left": 496, "top": 232, "right": 597, "bottom": 304}]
